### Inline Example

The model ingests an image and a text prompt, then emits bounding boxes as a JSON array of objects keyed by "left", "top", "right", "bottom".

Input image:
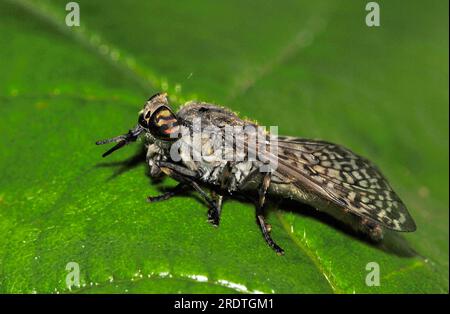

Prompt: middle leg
[{"left": 207, "top": 190, "right": 224, "bottom": 227}]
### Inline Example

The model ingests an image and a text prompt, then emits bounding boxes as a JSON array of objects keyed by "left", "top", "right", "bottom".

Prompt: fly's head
[
  {"left": 138, "top": 92, "right": 180, "bottom": 143},
  {"left": 96, "top": 92, "right": 180, "bottom": 157}
]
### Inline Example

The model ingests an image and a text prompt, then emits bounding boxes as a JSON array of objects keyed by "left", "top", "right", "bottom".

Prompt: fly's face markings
[{"left": 96, "top": 92, "right": 417, "bottom": 255}]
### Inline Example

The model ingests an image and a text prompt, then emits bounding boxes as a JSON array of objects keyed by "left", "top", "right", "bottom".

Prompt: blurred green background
[{"left": 0, "top": 0, "right": 448, "bottom": 293}]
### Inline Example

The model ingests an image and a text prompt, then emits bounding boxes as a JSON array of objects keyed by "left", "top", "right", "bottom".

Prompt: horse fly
[{"left": 96, "top": 93, "right": 416, "bottom": 255}]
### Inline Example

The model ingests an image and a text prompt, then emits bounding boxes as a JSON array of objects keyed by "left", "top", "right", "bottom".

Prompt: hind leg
[
  {"left": 256, "top": 172, "right": 284, "bottom": 255},
  {"left": 360, "top": 218, "right": 384, "bottom": 242}
]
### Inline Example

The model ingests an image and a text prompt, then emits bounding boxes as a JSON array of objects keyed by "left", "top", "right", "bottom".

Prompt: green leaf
[{"left": 0, "top": 0, "right": 447, "bottom": 293}]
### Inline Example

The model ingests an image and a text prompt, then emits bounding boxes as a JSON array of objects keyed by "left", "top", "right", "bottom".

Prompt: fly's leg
[
  {"left": 360, "top": 218, "right": 384, "bottom": 242},
  {"left": 147, "top": 183, "right": 186, "bottom": 203},
  {"left": 257, "top": 215, "right": 284, "bottom": 255},
  {"left": 157, "top": 161, "right": 198, "bottom": 178},
  {"left": 256, "top": 172, "right": 285, "bottom": 255},
  {"left": 156, "top": 161, "right": 221, "bottom": 220},
  {"left": 207, "top": 190, "right": 224, "bottom": 227}
]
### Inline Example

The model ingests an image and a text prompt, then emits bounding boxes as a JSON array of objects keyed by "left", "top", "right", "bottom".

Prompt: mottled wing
[{"left": 273, "top": 136, "right": 416, "bottom": 231}]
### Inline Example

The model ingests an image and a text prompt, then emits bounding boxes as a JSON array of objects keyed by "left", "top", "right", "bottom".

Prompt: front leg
[
  {"left": 256, "top": 172, "right": 285, "bottom": 255},
  {"left": 147, "top": 183, "right": 186, "bottom": 203},
  {"left": 156, "top": 161, "right": 222, "bottom": 220}
]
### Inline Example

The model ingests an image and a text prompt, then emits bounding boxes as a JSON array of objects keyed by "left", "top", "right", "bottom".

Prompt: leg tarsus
[
  {"left": 147, "top": 183, "right": 185, "bottom": 203},
  {"left": 257, "top": 215, "right": 284, "bottom": 255},
  {"left": 207, "top": 208, "right": 219, "bottom": 227}
]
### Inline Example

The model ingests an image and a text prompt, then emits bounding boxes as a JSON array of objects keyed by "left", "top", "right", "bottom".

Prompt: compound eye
[{"left": 149, "top": 107, "right": 180, "bottom": 140}]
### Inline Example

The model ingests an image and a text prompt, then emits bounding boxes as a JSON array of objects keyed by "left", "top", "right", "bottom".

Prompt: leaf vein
[{"left": 275, "top": 211, "right": 342, "bottom": 293}]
